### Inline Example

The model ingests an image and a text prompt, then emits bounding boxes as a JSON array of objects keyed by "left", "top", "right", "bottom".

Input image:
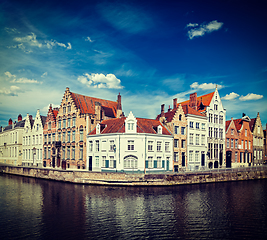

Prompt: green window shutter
[
  {"left": 114, "top": 160, "right": 116, "bottom": 168},
  {"left": 105, "top": 160, "right": 109, "bottom": 168},
  {"left": 154, "top": 160, "right": 157, "bottom": 168},
  {"left": 162, "top": 160, "right": 165, "bottom": 169},
  {"left": 145, "top": 160, "right": 148, "bottom": 168}
]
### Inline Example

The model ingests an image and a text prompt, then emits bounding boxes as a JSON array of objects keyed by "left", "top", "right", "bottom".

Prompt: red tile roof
[
  {"left": 233, "top": 119, "right": 243, "bottom": 131},
  {"left": 179, "top": 92, "right": 214, "bottom": 112},
  {"left": 89, "top": 117, "right": 172, "bottom": 135},
  {"left": 181, "top": 105, "right": 204, "bottom": 117},
  {"left": 70, "top": 92, "right": 117, "bottom": 116},
  {"left": 53, "top": 110, "right": 58, "bottom": 118},
  {"left": 225, "top": 120, "right": 231, "bottom": 132}
]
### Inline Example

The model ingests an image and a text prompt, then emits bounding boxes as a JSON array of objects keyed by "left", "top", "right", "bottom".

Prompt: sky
[{"left": 0, "top": 0, "right": 267, "bottom": 128}]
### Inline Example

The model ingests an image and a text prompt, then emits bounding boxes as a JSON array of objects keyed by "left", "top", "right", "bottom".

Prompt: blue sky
[{"left": 0, "top": 0, "right": 266, "bottom": 127}]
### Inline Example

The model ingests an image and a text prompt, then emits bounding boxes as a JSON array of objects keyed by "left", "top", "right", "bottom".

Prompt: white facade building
[
  {"left": 183, "top": 105, "right": 208, "bottom": 171},
  {"left": 0, "top": 115, "right": 25, "bottom": 166},
  {"left": 87, "top": 112, "right": 173, "bottom": 173},
  {"left": 22, "top": 110, "right": 46, "bottom": 167}
]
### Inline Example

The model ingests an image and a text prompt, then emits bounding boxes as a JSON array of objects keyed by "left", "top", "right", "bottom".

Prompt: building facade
[
  {"left": 183, "top": 105, "right": 208, "bottom": 171},
  {"left": 22, "top": 110, "right": 46, "bottom": 167},
  {"left": 53, "top": 87, "right": 121, "bottom": 170},
  {"left": 250, "top": 112, "right": 264, "bottom": 165},
  {"left": 87, "top": 112, "right": 173, "bottom": 173},
  {"left": 157, "top": 100, "right": 187, "bottom": 172},
  {"left": 225, "top": 118, "right": 240, "bottom": 168},
  {"left": 43, "top": 105, "right": 59, "bottom": 168},
  {"left": 233, "top": 115, "right": 253, "bottom": 167},
  {"left": 0, "top": 115, "right": 25, "bottom": 166}
]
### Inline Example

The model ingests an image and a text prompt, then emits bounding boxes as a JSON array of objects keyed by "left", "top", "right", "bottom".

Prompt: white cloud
[
  {"left": 78, "top": 73, "right": 124, "bottom": 89},
  {"left": 187, "top": 20, "right": 223, "bottom": 40},
  {"left": 85, "top": 36, "right": 94, "bottom": 42},
  {"left": 0, "top": 86, "right": 20, "bottom": 96},
  {"left": 221, "top": 92, "right": 240, "bottom": 100},
  {"left": 11, "top": 32, "right": 72, "bottom": 52},
  {"left": 41, "top": 72, "right": 47, "bottom": 78},
  {"left": 190, "top": 82, "right": 224, "bottom": 90},
  {"left": 5, "top": 71, "right": 16, "bottom": 78},
  {"left": 5, "top": 27, "right": 19, "bottom": 34},
  {"left": 11, "top": 77, "right": 40, "bottom": 84},
  {"left": 239, "top": 93, "right": 263, "bottom": 101}
]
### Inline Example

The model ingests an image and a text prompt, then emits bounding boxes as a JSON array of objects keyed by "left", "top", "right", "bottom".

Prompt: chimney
[
  {"left": 18, "top": 114, "right": 22, "bottom": 122},
  {"left": 189, "top": 92, "right": 197, "bottom": 110},
  {"left": 173, "top": 98, "right": 177, "bottom": 109},
  {"left": 168, "top": 105, "right": 171, "bottom": 112},
  {"left": 161, "top": 104, "right": 165, "bottom": 117},
  {"left": 29, "top": 115, "right": 33, "bottom": 120},
  {"left": 8, "top": 118, "right": 12, "bottom": 126},
  {"left": 242, "top": 113, "right": 246, "bottom": 117},
  {"left": 116, "top": 93, "right": 122, "bottom": 118}
]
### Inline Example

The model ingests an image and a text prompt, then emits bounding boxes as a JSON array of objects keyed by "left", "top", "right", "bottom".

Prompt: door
[
  {"left": 89, "top": 156, "right": 92, "bottom": 171},
  {"left": 182, "top": 152, "right": 185, "bottom": 167},
  {"left": 219, "top": 151, "right": 223, "bottom": 166},
  {"left": 226, "top": 151, "right": 232, "bottom": 168},
  {"left": 52, "top": 157, "right": 55, "bottom": 168},
  {"left": 201, "top": 153, "right": 205, "bottom": 166}
]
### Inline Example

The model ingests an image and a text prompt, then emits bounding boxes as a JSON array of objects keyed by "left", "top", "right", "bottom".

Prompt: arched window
[
  {"left": 123, "top": 155, "right": 138, "bottom": 169},
  {"left": 179, "top": 114, "right": 182, "bottom": 121}
]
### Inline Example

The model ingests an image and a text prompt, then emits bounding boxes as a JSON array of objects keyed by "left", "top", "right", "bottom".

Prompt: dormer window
[
  {"left": 157, "top": 125, "right": 162, "bottom": 134},
  {"left": 125, "top": 111, "right": 137, "bottom": 133}
]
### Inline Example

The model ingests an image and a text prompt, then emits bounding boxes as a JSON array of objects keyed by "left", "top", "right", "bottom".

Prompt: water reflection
[{"left": 0, "top": 174, "right": 266, "bottom": 240}]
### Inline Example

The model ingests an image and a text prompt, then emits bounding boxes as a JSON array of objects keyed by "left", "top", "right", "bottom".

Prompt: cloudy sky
[{"left": 0, "top": 0, "right": 266, "bottom": 127}]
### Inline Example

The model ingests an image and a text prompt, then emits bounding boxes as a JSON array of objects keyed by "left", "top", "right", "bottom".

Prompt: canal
[{"left": 0, "top": 173, "right": 266, "bottom": 239}]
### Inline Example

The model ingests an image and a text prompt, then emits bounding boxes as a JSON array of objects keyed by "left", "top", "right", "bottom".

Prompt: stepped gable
[
  {"left": 70, "top": 92, "right": 117, "bottom": 117},
  {"left": 156, "top": 108, "right": 176, "bottom": 122},
  {"left": 89, "top": 117, "right": 171, "bottom": 135},
  {"left": 180, "top": 92, "right": 214, "bottom": 112}
]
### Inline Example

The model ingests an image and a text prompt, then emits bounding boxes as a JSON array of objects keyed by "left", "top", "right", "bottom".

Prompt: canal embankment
[{"left": 1, "top": 164, "right": 267, "bottom": 186}]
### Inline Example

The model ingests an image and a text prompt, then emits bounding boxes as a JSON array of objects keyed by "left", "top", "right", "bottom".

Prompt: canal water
[{"left": 0, "top": 174, "right": 266, "bottom": 240}]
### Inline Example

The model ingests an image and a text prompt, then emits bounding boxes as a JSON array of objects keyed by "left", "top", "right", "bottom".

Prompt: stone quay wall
[{"left": 1, "top": 165, "right": 267, "bottom": 186}]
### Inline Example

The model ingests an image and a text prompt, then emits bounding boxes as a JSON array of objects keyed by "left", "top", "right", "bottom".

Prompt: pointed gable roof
[
  {"left": 70, "top": 92, "right": 117, "bottom": 116},
  {"left": 89, "top": 117, "right": 171, "bottom": 135},
  {"left": 180, "top": 92, "right": 215, "bottom": 112}
]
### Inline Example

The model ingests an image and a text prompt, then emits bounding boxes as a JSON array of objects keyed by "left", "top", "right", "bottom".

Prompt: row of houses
[{"left": 0, "top": 87, "right": 266, "bottom": 172}]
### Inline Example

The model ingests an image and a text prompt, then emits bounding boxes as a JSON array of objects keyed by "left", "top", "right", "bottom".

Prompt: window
[
  {"left": 189, "top": 133, "right": 193, "bottom": 145},
  {"left": 214, "top": 115, "right": 218, "bottom": 124},
  {"left": 227, "top": 138, "right": 230, "bottom": 148},
  {"left": 214, "top": 128, "right": 218, "bottom": 138},
  {"left": 157, "top": 157, "right": 161, "bottom": 168},
  {"left": 189, "top": 151, "right": 193, "bottom": 162},
  {"left": 175, "top": 126, "right": 179, "bottom": 134},
  {"left": 201, "top": 135, "right": 205, "bottom": 145},
  {"left": 219, "top": 115, "right": 223, "bottom": 124},
  {"left": 208, "top": 143, "right": 213, "bottom": 159},
  {"left": 52, "top": 133, "right": 55, "bottom": 142},
  {"left": 219, "top": 129, "right": 223, "bottom": 139},
  {"left": 44, "top": 135, "right": 47, "bottom": 144},
  {"left": 58, "top": 120, "right": 61, "bottom": 129},
  {"left": 110, "top": 140, "right": 114, "bottom": 151},
  {"left": 48, "top": 147, "right": 51, "bottom": 159},
  {"left": 202, "top": 123, "right": 205, "bottom": 130},
  {"left": 79, "top": 146, "right": 83, "bottom": 159},
  {"left": 190, "top": 121, "right": 194, "bottom": 128},
  {"left": 209, "top": 127, "right": 213, "bottom": 138},
  {"left": 214, "top": 104, "right": 218, "bottom": 110},
  {"left": 67, "top": 146, "right": 70, "bottom": 159},
  {"left": 48, "top": 122, "right": 51, "bottom": 130},
  {"left": 148, "top": 157, "right": 153, "bottom": 168},
  {"left": 181, "top": 140, "right": 186, "bottom": 148},
  {"left": 96, "top": 140, "right": 99, "bottom": 152},
  {"left": 128, "top": 123, "right": 134, "bottom": 131},
  {"left": 62, "top": 132, "right": 65, "bottom": 143},
  {"left": 245, "top": 129, "right": 247, "bottom": 137},
  {"left": 89, "top": 141, "right": 93, "bottom": 152},
  {"left": 63, "top": 107, "right": 66, "bottom": 114},
  {"left": 63, "top": 119, "right": 66, "bottom": 128},
  {"left": 72, "top": 117, "right": 76, "bottom": 127},
  {"left": 241, "top": 140, "right": 244, "bottom": 149},
  {"left": 245, "top": 140, "right": 247, "bottom": 149},
  {"left": 29, "top": 136, "right": 31, "bottom": 145},
  {"left": 72, "top": 146, "right": 75, "bottom": 159},
  {"left": 235, "top": 152, "right": 238, "bottom": 162},
  {"left": 128, "top": 140, "right": 134, "bottom": 150},
  {"left": 95, "top": 156, "right": 99, "bottom": 167},
  {"left": 195, "top": 151, "right": 199, "bottom": 162},
  {"left": 36, "top": 135, "right": 38, "bottom": 145},
  {"left": 72, "top": 131, "right": 75, "bottom": 142},
  {"left": 102, "top": 156, "right": 106, "bottom": 167},
  {"left": 231, "top": 129, "right": 234, "bottom": 135},
  {"left": 109, "top": 156, "right": 115, "bottom": 168},
  {"left": 231, "top": 139, "right": 234, "bottom": 148},
  {"left": 68, "top": 118, "right": 71, "bottom": 128},
  {"left": 165, "top": 142, "right": 170, "bottom": 151},
  {"left": 68, "top": 105, "right": 71, "bottom": 112},
  {"left": 48, "top": 134, "right": 51, "bottom": 144},
  {"left": 196, "top": 134, "right": 199, "bottom": 145},
  {"left": 174, "top": 139, "right": 179, "bottom": 148},
  {"left": 196, "top": 122, "right": 200, "bottom": 129},
  {"left": 179, "top": 114, "right": 182, "bottom": 121},
  {"left": 33, "top": 136, "right": 35, "bottom": 145},
  {"left": 174, "top": 152, "right": 179, "bottom": 162},
  {"left": 214, "top": 144, "right": 218, "bottom": 159},
  {"left": 80, "top": 128, "right": 83, "bottom": 141},
  {"left": 209, "top": 114, "right": 213, "bottom": 123},
  {"left": 157, "top": 142, "right": 161, "bottom": 151},
  {"left": 44, "top": 147, "right": 47, "bottom": 159},
  {"left": 235, "top": 139, "right": 238, "bottom": 149},
  {"left": 62, "top": 147, "right": 65, "bottom": 160},
  {"left": 58, "top": 132, "right": 61, "bottom": 142},
  {"left": 148, "top": 141, "right": 153, "bottom": 151},
  {"left": 181, "top": 127, "right": 186, "bottom": 135},
  {"left": 36, "top": 124, "right": 39, "bottom": 131}
]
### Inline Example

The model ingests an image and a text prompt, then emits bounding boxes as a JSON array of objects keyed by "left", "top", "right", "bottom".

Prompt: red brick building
[
  {"left": 232, "top": 115, "right": 253, "bottom": 167},
  {"left": 225, "top": 118, "right": 240, "bottom": 167},
  {"left": 43, "top": 105, "right": 58, "bottom": 167}
]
